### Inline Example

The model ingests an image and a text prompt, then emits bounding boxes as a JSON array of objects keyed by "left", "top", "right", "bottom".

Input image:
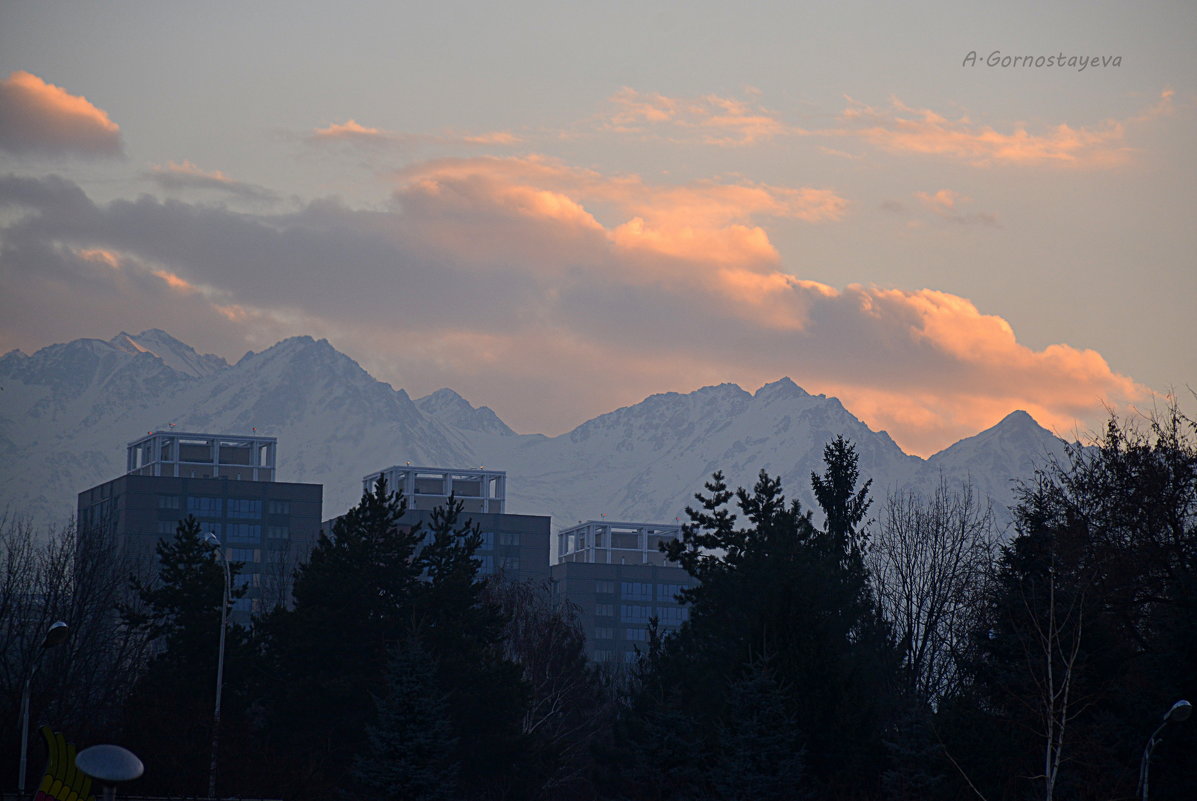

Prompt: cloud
[
  {"left": 601, "top": 88, "right": 788, "bottom": 146},
  {"left": 146, "top": 161, "right": 278, "bottom": 201},
  {"left": 394, "top": 155, "right": 846, "bottom": 268},
  {"left": 306, "top": 119, "right": 522, "bottom": 149},
  {"left": 826, "top": 95, "right": 1152, "bottom": 167},
  {"left": 0, "top": 71, "right": 122, "bottom": 157},
  {"left": 912, "top": 189, "right": 999, "bottom": 227},
  {"left": 0, "top": 169, "right": 1150, "bottom": 455}
]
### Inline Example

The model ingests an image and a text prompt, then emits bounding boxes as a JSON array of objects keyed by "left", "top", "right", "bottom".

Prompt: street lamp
[
  {"left": 1138, "top": 699, "right": 1191, "bottom": 801},
  {"left": 75, "top": 744, "right": 144, "bottom": 801},
  {"left": 18, "top": 621, "right": 70, "bottom": 798},
  {"left": 203, "top": 531, "right": 230, "bottom": 800}
]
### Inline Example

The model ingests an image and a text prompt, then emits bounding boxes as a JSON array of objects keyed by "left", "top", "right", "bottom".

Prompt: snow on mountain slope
[
  {"left": 109, "top": 330, "right": 228, "bottom": 378},
  {"left": 415, "top": 388, "right": 516, "bottom": 437},
  {"left": 0, "top": 332, "right": 1071, "bottom": 537},
  {"left": 922, "top": 409, "right": 1070, "bottom": 530}
]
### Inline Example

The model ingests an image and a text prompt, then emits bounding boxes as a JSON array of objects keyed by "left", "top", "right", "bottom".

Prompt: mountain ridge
[{"left": 1, "top": 331, "right": 1068, "bottom": 533}]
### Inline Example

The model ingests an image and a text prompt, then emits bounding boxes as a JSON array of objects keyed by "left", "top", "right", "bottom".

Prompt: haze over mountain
[{"left": 0, "top": 331, "right": 1070, "bottom": 534}]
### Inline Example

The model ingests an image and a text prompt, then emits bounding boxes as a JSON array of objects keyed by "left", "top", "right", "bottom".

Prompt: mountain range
[{"left": 0, "top": 330, "right": 1071, "bottom": 537}]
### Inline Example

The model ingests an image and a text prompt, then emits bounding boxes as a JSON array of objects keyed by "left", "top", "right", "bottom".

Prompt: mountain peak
[
  {"left": 754, "top": 377, "right": 810, "bottom": 401},
  {"left": 109, "top": 330, "right": 227, "bottom": 378},
  {"left": 416, "top": 387, "right": 515, "bottom": 436},
  {"left": 995, "top": 409, "right": 1036, "bottom": 428}
]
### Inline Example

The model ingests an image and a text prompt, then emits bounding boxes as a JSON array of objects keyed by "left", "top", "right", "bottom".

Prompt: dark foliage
[{"left": 604, "top": 438, "right": 899, "bottom": 800}]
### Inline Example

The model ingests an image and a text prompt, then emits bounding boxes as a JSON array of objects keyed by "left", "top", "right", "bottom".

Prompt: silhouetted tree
[{"left": 119, "top": 515, "right": 252, "bottom": 797}]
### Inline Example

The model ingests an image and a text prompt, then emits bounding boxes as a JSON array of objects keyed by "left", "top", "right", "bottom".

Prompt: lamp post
[
  {"left": 18, "top": 620, "right": 70, "bottom": 798},
  {"left": 1138, "top": 699, "right": 1191, "bottom": 801},
  {"left": 204, "top": 531, "right": 230, "bottom": 800}
]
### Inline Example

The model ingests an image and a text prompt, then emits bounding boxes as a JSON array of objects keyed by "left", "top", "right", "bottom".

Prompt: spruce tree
[{"left": 351, "top": 639, "right": 459, "bottom": 801}]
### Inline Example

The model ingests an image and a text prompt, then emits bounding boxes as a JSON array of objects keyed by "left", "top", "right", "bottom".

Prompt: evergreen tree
[
  {"left": 614, "top": 445, "right": 899, "bottom": 799},
  {"left": 944, "top": 408, "right": 1197, "bottom": 800},
  {"left": 709, "top": 659, "right": 809, "bottom": 801},
  {"left": 351, "top": 639, "right": 459, "bottom": 801},
  {"left": 118, "top": 515, "right": 252, "bottom": 797},
  {"left": 256, "top": 479, "right": 530, "bottom": 801}
]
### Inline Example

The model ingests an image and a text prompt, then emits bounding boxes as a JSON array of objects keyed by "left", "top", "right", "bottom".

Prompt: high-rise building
[
  {"left": 551, "top": 520, "right": 695, "bottom": 665},
  {"left": 78, "top": 431, "right": 323, "bottom": 621},
  {"left": 346, "top": 465, "right": 549, "bottom": 583}
]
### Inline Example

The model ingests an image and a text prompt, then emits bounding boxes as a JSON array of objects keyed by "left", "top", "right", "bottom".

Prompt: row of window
[
  {"left": 478, "top": 531, "right": 522, "bottom": 548},
  {"left": 475, "top": 555, "right": 522, "bottom": 576},
  {"left": 591, "top": 650, "right": 644, "bottom": 664},
  {"left": 158, "top": 496, "right": 291, "bottom": 516},
  {"left": 594, "top": 604, "right": 690, "bottom": 625},
  {"left": 592, "top": 580, "right": 691, "bottom": 601}
]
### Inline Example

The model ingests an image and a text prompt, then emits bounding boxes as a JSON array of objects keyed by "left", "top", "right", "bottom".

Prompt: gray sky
[{"left": 1, "top": 0, "right": 1193, "bottom": 454}]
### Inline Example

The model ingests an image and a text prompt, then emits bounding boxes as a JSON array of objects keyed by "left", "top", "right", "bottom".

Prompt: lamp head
[
  {"left": 204, "top": 531, "right": 220, "bottom": 547},
  {"left": 42, "top": 621, "right": 70, "bottom": 649},
  {"left": 1165, "top": 699, "right": 1192, "bottom": 723}
]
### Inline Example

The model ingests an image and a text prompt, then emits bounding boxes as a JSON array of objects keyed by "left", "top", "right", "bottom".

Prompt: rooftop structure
[
  {"left": 127, "top": 431, "right": 277, "bottom": 482},
  {"left": 557, "top": 520, "right": 682, "bottom": 566},
  {"left": 363, "top": 465, "right": 506, "bottom": 514}
]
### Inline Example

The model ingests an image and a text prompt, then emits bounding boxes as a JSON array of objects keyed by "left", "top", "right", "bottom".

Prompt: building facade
[
  {"left": 324, "top": 465, "right": 550, "bottom": 584},
  {"left": 551, "top": 519, "right": 695, "bottom": 664},
  {"left": 78, "top": 432, "right": 323, "bottom": 621},
  {"left": 550, "top": 560, "right": 696, "bottom": 665}
]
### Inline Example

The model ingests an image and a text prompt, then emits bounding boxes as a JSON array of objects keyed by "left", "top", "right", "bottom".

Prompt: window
[
  {"left": 500, "top": 555, "right": 520, "bottom": 572},
  {"left": 621, "top": 582, "right": 653, "bottom": 601},
  {"left": 227, "top": 499, "right": 262, "bottom": 519},
  {"left": 232, "top": 598, "right": 252, "bottom": 612},
  {"left": 266, "top": 526, "right": 289, "bottom": 540},
  {"left": 157, "top": 495, "right": 181, "bottom": 509},
  {"left": 621, "top": 605, "right": 652, "bottom": 623},
  {"left": 187, "top": 496, "right": 222, "bottom": 515},
  {"left": 226, "top": 524, "right": 261, "bottom": 543},
  {"left": 658, "top": 607, "right": 688, "bottom": 625},
  {"left": 593, "top": 627, "right": 614, "bottom": 640},
  {"left": 479, "top": 531, "right": 495, "bottom": 549},
  {"left": 594, "top": 603, "right": 614, "bottom": 618},
  {"left": 595, "top": 580, "right": 615, "bottom": 594},
  {"left": 230, "top": 548, "right": 257, "bottom": 563},
  {"left": 157, "top": 521, "right": 178, "bottom": 535},
  {"left": 592, "top": 649, "right": 614, "bottom": 663},
  {"left": 477, "top": 555, "right": 494, "bottom": 575},
  {"left": 498, "top": 531, "right": 520, "bottom": 546},
  {"left": 624, "top": 650, "right": 641, "bottom": 664},
  {"left": 625, "top": 627, "right": 648, "bottom": 642},
  {"left": 657, "top": 583, "right": 687, "bottom": 602},
  {"left": 267, "top": 500, "right": 290, "bottom": 515}
]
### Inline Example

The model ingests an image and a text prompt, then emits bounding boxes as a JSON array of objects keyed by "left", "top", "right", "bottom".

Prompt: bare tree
[
  {"left": 1, "top": 513, "right": 151, "bottom": 786},
  {"left": 482, "top": 577, "right": 610, "bottom": 800},
  {"left": 870, "top": 476, "right": 998, "bottom": 705}
]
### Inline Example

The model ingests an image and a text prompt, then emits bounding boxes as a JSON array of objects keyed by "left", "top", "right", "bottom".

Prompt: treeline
[{"left": 2, "top": 409, "right": 1196, "bottom": 800}]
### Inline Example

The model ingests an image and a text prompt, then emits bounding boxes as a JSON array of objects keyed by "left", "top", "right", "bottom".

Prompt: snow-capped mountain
[
  {"left": 109, "top": 329, "right": 228, "bottom": 378},
  {"left": 0, "top": 331, "right": 1069, "bottom": 534}
]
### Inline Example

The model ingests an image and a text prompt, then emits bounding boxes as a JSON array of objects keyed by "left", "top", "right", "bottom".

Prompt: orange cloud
[
  {"left": 0, "top": 70, "right": 122, "bottom": 157},
  {"left": 146, "top": 161, "right": 277, "bottom": 200},
  {"left": 831, "top": 95, "right": 1139, "bottom": 167},
  {"left": 311, "top": 119, "right": 384, "bottom": 140},
  {"left": 603, "top": 88, "right": 787, "bottom": 146},
  {"left": 308, "top": 120, "right": 523, "bottom": 150},
  {"left": 152, "top": 269, "right": 199, "bottom": 293},
  {"left": 395, "top": 155, "right": 846, "bottom": 272}
]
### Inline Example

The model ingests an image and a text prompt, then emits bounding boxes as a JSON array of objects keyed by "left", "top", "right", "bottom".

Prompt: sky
[{"left": 0, "top": 0, "right": 1193, "bottom": 456}]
